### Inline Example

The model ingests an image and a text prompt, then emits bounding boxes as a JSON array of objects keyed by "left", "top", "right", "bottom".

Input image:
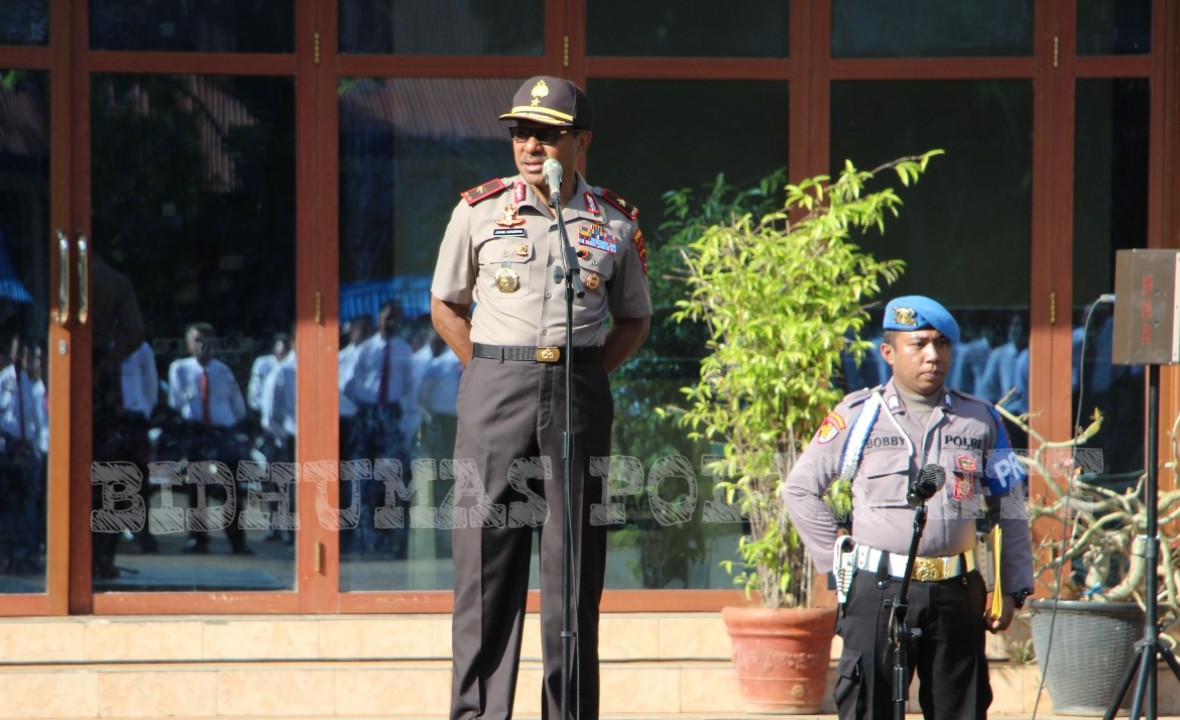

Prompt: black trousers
[
  {"left": 834, "top": 569, "right": 992, "bottom": 720},
  {"left": 449, "top": 357, "right": 612, "bottom": 720}
]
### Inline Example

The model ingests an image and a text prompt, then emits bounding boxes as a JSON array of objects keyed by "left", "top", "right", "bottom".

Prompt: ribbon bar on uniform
[{"left": 472, "top": 343, "right": 603, "bottom": 364}]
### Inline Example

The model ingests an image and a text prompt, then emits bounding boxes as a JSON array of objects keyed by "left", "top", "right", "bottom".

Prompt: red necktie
[
  {"left": 200, "top": 368, "right": 211, "bottom": 426},
  {"left": 15, "top": 366, "right": 25, "bottom": 442},
  {"left": 377, "top": 342, "right": 392, "bottom": 405}
]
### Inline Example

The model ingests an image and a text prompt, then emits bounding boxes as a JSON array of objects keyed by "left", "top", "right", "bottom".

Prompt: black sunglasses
[{"left": 508, "top": 125, "right": 578, "bottom": 146}]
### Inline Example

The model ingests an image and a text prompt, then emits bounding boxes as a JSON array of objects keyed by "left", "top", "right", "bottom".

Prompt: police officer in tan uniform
[
  {"left": 783, "top": 296, "right": 1033, "bottom": 720},
  {"left": 431, "top": 76, "right": 651, "bottom": 720}
]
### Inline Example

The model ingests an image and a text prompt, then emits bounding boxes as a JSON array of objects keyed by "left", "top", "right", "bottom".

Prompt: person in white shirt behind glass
[
  {"left": 260, "top": 342, "right": 296, "bottom": 544},
  {"left": 0, "top": 336, "right": 46, "bottom": 575},
  {"left": 167, "top": 322, "right": 251, "bottom": 555},
  {"left": 344, "top": 301, "right": 413, "bottom": 558}
]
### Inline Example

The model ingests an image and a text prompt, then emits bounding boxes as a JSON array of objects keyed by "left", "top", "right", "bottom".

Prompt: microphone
[
  {"left": 542, "top": 158, "right": 563, "bottom": 204},
  {"left": 907, "top": 464, "right": 945, "bottom": 507}
]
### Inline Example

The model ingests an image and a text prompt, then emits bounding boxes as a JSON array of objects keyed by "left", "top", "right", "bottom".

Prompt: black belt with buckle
[{"left": 471, "top": 343, "right": 602, "bottom": 364}]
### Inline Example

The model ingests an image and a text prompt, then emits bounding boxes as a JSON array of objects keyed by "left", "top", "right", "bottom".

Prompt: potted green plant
[
  {"left": 1008, "top": 404, "right": 1180, "bottom": 715},
  {"left": 661, "top": 151, "right": 941, "bottom": 713}
]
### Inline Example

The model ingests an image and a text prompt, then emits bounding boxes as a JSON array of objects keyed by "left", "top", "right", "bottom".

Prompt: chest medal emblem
[
  {"left": 496, "top": 204, "right": 525, "bottom": 228},
  {"left": 495, "top": 265, "right": 521, "bottom": 293}
]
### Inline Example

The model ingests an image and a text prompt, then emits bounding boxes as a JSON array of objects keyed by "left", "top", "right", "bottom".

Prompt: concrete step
[{"left": 0, "top": 614, "right": 1175, "bottom": 719}]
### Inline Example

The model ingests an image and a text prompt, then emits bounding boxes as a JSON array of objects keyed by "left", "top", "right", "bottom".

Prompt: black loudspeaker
[{"left": 1112, "top": 249, "right": 1180, "bottom": 366}]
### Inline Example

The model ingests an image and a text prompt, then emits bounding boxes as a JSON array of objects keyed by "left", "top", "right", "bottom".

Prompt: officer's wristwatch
[{"left": 1010, "top": 589, "right": 1032, "bottom": 609}]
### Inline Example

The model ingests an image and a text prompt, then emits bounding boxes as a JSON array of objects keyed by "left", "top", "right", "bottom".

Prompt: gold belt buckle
[
  {"left": 912, "top": 557, "right": 947, "bottom": 582},
  {"left": 535, "top": 347, "right": 561, "bottom": 363}
]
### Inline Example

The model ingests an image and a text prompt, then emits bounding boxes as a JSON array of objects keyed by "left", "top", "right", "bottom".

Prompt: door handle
[
  {"left": 55, "top": 230, "right": 69, "bottom": 326},
  {"left": 76, "top": 232, "right": 89, "bottom": 325}
]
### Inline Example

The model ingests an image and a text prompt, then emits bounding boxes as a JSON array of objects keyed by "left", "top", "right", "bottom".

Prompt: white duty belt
[{"left": 853, "top": 544, "right": 976, "bottom": 583}]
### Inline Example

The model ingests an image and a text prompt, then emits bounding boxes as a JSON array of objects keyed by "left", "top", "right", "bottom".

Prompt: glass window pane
[
  {"left": 587, "top": 1, "right": 788, "bottom": 58},
  {"left": 589, "top": 80, "right": 788, "bottom": 227},
  {"left": 338, "top": 77, "right": 504, "bottom": 591},
  {"left": 90, "top": 74, "right": 296, "bottom": 592},
  {"left": 90, "top": 1, "right": 294, "bottom": 53},
  {"left": 592, "top": 79, "right": 789, "bottom": 590},
  {"left": 832, "top": 0, "right": 1033, "bottom": 58},
  {"left": 1077, "top": 0, "right": 1151, "bottom": 55},
  {"left": 339, "top": 0, "right": 543, "bottom": 55},
  {"left": 0, "top": 2, "right": 48, "bottom": 47},
  {"left": 0, "top": 69, "right": 49, "bottom": 593},
  {"left": 1072, "top": 78, "right": 1149, "bottom": 478},
  {"left": 831, "top": 80, "right": 1033, "bottom": 446}
]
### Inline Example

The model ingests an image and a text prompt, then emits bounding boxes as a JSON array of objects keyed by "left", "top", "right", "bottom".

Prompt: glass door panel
[
  {"left": 89, "top": 1, "right": 294, "bottom": 53},
  {"left": 0, "top": 68, "right": 50, "bottom": 593},
  {"left": 0, "top": 2, "right": 48, "bottom": 46},
  {"left": 338, "top": 1, "right": 543, "bottom": 55},
  {"left": 89, "top": 72, "right": 297, "bottom": 592},
  {"left": 1071, "top": 78, "right": 1149, "bottom": 480},
  {"left": 336, "top": 77, "right": 515, "bottom": 591}
]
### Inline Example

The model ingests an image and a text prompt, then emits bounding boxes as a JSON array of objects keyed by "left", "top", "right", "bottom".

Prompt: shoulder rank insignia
[
  {"left": 461, "top": 178, "right": 509, "bottom": 206},
  {"left": 599, "top": 188, "right": 639, "bottom": 220}
]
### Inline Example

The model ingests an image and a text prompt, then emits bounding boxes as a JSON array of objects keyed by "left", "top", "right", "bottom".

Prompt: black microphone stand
[
  {"left": 1103, "top": 364, "right": 1180, "bottom": 720},
  {"left": 888, "top": 501, "right": 928, "bottom": 720},
  {"left": 550, "top": 178, "right": 584, "bottom": 720}
]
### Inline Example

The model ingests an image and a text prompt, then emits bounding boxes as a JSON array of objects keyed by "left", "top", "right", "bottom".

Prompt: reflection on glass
[
  {"left": 587, "top": 1, "right": 787, "bottom": 58},
  {"left": 0, "top": 2, "right": 48, "bottom": 46},
  {"left": 0, "top": 69, "right": 49, "bottom": 593},
  {"left": 1072, "top": 78, "right": 1149, "bottom": 477},
  {"left": 89, "top": 1, "right": 293, "bottom": 53},
  {"left": 90, "top": 73, "right": 296, "bottom": 592},
  {"left": 830, "top": 80, "right": 1032, "bottom": 306},
  {"left": 339, "top": 0, "right": 542, "bottom": 55},
  {"left": 338, "top": 78, "right": 508, "bottom": 591},
  {"left": 832, "top": 0, "right": 1032, "bottom": 58},
  {"left": 1077, "top": 0, "right": 1150, "bottom": 56}
]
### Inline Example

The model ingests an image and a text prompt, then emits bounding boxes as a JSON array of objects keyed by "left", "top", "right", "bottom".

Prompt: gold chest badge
[
  {"left": 583, "top": 272, "right": 600, "bottom": 290},
  {"left": 495, "top": 265, "right": 520, "bottom": 293},
  {"left": 496, "top": 204, "right": 525, "bottom": 228}
]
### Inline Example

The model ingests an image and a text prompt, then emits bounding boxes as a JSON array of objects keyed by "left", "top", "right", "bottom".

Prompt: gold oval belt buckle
[
  {"left": 912, "top": 557, "right": 944, "bottom": 582},
  {"left": 535, "top": 347, "right": 560, "bottom": 363}
]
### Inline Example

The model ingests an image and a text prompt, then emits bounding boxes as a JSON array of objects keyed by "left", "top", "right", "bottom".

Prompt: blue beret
[{"left": 882, "top": 295, "right": 960, "bottom": 343}]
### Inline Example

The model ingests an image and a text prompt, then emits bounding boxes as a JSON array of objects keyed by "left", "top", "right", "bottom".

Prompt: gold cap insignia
[
  {"left": 893, "top": 307, "right": 917, "bottom": 327},
  {"left": 529, "top": 79, "right": 549, "bottom": 107}
]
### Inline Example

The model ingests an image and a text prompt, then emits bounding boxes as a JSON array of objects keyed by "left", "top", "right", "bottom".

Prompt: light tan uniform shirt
[{"left": 432, "top": 173, "right": 651, "bottom": 347}]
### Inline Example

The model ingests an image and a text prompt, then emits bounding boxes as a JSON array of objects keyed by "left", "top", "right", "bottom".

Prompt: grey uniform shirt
[
  {"left": 432, "top": 173, "right": 652, "bottom": 347},
  {"left": 783, "top": 379, "right": 1034, "bottom": 595}
]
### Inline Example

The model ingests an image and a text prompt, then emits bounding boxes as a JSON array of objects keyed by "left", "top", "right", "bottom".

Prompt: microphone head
[
  {"left": 542, "top": 158, "right": 563, "bottom": 189},
  {"left": 907, "top": 463, "right": 946, "bottom": 507}
]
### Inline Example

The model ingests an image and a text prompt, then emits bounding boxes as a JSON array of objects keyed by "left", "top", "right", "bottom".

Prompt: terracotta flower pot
[{"left": 721, "top": 605, "right": 838, "bottom": 714}]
